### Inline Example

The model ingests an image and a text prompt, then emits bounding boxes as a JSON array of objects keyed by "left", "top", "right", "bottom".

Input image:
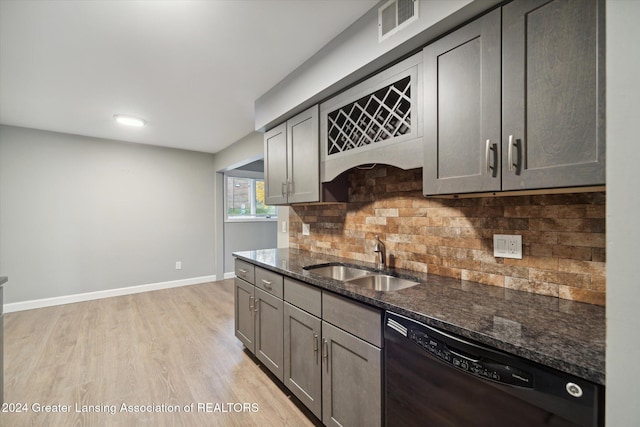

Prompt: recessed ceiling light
[{"left": 114, "top": 114, "right": 146, "bottom": 127}]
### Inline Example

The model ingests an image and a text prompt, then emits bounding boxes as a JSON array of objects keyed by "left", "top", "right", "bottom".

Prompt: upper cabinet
[
  {"left": 502, "top": 0, "right": 605, "bottom": 191},
  {"left": 423, "top": 8, "right": 501, "bottom": 195},
  {"left": 423, "top": 0, "right": 605, "bottom": 196},
  {"left": 320, "top": 52, "right": 423, "bottom": 182},
  {"left": 264, "top": 105, "right": 320, "bottom": 205}
]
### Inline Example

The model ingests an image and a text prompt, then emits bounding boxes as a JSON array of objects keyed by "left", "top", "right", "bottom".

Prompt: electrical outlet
[
  {"left": 175, "top": 261, "right": 182, "bottom": 270},
  {"left": 302, "top": 223, "right": 310, "bottom": 236},
  {"left": 493, "top": 235, "right": 522, "bottom": 259},
  {"left": 281, "top": 220, "right": 288, "bottom": 233}
]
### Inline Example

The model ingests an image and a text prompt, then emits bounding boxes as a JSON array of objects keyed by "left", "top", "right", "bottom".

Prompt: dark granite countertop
[{"left": 233, "top": 248, "right": 605, "bottom": 385}]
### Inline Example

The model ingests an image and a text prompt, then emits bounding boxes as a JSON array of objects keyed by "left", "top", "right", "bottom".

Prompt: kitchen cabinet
[
  {"left": 320, "top": 52, "right": 423, "bottom": 182},
  {"left": 255, "top": 288, "right": 284, "bottom": 380},
  {"left": 264, "top": 105, "right": 320, "bottom": 205},
  {"left": 502, "top": 0, "right": 605, "bottom": 190},
  {"left": 254, "top": 267, "right": 284, "bottom": 381},
  {"left": 284, "top": 278, "right": 383, "bottom": 426},
  {"left": 235, "top": 258, "right": 383, "bottom": 426},
  {"left": 322, "top": 321, "right": 381, "bottom": 427},
  {"left": 423, "top": 8, "right": 501, "bottom": 194},
  {"left": 283, "top": 278, "right": 322, "bottom": 418},
  {"left": 234, "top": 260, "right": 256, "bottom": 353},
  {"left": 322, "top": 292, "right": 382, "bottom": 427},
  {"left": 234, "top": 261, "right": 285, "bottom": 382},
  {"left": 423, "top": 0, "right": 605, "bottom": 195},
  {"left": 234, "top": 278, "right": 255, "bottom": 352}
]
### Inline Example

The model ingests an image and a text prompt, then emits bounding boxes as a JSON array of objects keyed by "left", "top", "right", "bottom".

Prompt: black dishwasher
[{"left": 384, "top": 312, "right": 604, "bottom": 427}]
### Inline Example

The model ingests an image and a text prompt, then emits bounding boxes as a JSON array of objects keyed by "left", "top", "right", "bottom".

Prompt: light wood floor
[{"left": 2, "top": 279, "right": 318, "bottom": 427}]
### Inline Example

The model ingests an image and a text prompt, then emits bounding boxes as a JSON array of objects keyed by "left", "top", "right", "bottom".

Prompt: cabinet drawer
[
  {"left": 235, "top": 259, "right": 255, "bottom": 284},
  {"left": 255, "top": 267, "right": 284, "bottom": 299},
  {"left": 284, "top": 277, "right": 321, "bottom": 317},
  {"left": 322, "top": 292, "right": 382, "bottom": 347}
]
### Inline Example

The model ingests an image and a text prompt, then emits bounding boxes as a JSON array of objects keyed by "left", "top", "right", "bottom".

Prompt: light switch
[
  {"left": 302, "top": 223, "right": 310, "bottom": 236},
  {"left": 493, "top": 234, "right": 522, "bottom": 259}
]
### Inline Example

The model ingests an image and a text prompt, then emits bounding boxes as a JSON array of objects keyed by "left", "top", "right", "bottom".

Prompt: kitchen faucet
[{"left": 374, "top": 235, "right": 386, "bottom": 269}]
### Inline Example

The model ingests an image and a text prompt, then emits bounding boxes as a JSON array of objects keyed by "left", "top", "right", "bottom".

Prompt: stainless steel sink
[
  {"left": 346, "top": 274, "right": 419, "bottom": 292},
  {"left": 305, "top": 264, "right": 420, "bottom": 291},
  {"left": 305, "top": 264, "right": 371, "bottom": 281}
]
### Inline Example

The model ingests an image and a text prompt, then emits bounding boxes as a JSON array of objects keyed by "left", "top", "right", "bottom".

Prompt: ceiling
[{"left": 0, "top": 0, "right": 378, "bottom": 154}]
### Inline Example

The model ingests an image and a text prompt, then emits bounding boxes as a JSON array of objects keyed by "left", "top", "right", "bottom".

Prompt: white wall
[
  {"left": 0, "top": 125, "right": 216, "bottom": 305},
  {"left": 606, "top": 0, "right": 640, "bottom": 424}
]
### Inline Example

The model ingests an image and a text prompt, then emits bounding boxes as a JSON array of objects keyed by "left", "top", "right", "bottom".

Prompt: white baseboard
[
  {"left": 223, "top": 271, "right": 236, "bottom": 280},
  {"left": 3, "top": 275, "right": 217, "bottom": 313}
]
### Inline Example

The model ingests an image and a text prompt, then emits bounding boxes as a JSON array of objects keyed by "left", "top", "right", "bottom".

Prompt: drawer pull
[{"left": 261, "top": 279, "right": 273, "bottom": 290}]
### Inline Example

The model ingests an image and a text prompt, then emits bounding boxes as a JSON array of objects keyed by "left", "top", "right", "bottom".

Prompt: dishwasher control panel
[{"left": 408, "top": 328, "right": 533, "bottom": 388}]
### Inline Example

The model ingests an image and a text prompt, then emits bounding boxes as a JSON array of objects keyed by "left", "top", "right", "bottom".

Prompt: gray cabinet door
[
  {"left": 255, "top": 288, "right": 284, "bottom": 381},
  {"left": 502, "top": 0, "right": 605, "bottom": 190},
  {"left": 287, "top": 105, "right": 320, "bottom": 204},
  {"left": 423, "top": 8, "right": 501, "bottom": 195},
  {"left": 322, "top": 321, "right": 381, "bottom": 427},
  {"left": 284, "top": 303, "right": 322, "bottom": 418},
  {"left": 264, "top": 122, "right": 288, "bottom": 205},
  {"left": 234, "top": 278, "right": 255, "bottom": 353}
]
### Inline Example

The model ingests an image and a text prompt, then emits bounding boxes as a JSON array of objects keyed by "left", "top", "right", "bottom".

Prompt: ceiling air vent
[{"left": 378, "top": 0, "right": 418, "bottom": 42}]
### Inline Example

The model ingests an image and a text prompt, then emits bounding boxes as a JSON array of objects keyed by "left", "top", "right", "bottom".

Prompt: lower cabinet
[
  {"left": 322, "top": 321, "right": 382, "bottom": 427},
  {"left": 234, "top": 263, "right": 284, "bottom": 382},
  {"left": 234, "top": 277, "right": 255, "bottom": 353},
  {"left": 284, "top": 279, "right": 383, "bottom": 427},
  {"left": 255, "top": 288, "right": 284, "bottom": 381},
  {"left": 284, "top": 302, "right": 322, "bottom": 418},
  {"left": 234, "top": 261, "right": 383, "bottom": 427}
]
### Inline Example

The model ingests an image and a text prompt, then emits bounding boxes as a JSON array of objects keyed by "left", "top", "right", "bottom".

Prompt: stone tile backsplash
[{"left": 289, "top": 166, "right": 606, "bottom": 305}]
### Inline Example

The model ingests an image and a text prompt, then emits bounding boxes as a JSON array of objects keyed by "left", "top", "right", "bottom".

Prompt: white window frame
[{"left": 224, "top": 170, "right": 277, "bottom": 222}]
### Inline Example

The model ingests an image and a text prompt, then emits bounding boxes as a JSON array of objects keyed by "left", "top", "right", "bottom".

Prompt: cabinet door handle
[
  {"left": 249, "top": 296, "right": 254, "bottom": 311},
  {"left": 287, "top": 180, "right": 293, "bottom": 196},
  {"left": 313, "top": 333, "right": 319, "bottom": 361},
  {"left": 322, "top": 338, "right": 329, "bottom": 371},
  {"left": 508, "top": 135, "right": 523, "bottom": 174},
  {"left": 508, "top": 135, "right": 515, "bottom": 172},
  {"left": 261, "top": 279, "right": 272, "bottom": 290},
  {"left": 281, "top": 182, "right": 286, "bottom": 197},
  {"left": 254, "top": 298, "right": 258, "bottom": 313},
  {"left": 508, "top": 134, "right": 523, "bottom": 173},
  {"left": 485, "top": 139, "right": 497, "bottom": 176}
]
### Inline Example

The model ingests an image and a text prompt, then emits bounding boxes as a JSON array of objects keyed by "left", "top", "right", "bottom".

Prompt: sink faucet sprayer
[{"left": 374, "top": 235, "right": 386, "bottom": 269}]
